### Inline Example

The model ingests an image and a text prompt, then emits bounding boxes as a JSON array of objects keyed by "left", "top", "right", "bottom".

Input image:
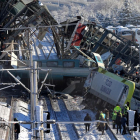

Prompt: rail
[{"left": 47, "top": 97, "right": 62, "bottom": 140}]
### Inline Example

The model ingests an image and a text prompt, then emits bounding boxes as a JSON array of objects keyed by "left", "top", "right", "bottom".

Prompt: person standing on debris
[
  {"left": 84, "top": 113, "right": 92, "bottom": 132},
  {"left": 14, "top": 118, "right": 20, "bottom": 140},
  {"left": 121, "top": 114, "right": 127, "bottom": 135},
  {"left": 112, "top": 110, "right": 117, "bottom": 129},
  {"left": 104, "top": 108, "right": 109, "bottom": 130},
  {"left": 116, "top": 112, "right": 122, "bottom": 134}
]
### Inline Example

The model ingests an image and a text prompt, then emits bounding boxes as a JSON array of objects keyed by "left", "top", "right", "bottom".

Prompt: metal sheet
[
  {"left": 21, "top": 0, "right": 33, "bottom": 5},
  {"left": 90, "top": 72, "right": 125, "bottom": 104},
  {"left": 11, "top": 52, "right": 17, "bottom": 69}
]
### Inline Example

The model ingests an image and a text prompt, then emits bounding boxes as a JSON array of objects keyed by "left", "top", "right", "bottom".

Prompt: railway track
[
  {"left": 39, "top": 97, "right": 61, "bottom": 140},
  {"left": 63, "top": 95, "right": 116, "bottom": 140},
  {"left": 49, "top": 97, "right": 79, "bottom": 140},
  {"left": 40, "top": 95, "right": 140, "bottom": 140}
]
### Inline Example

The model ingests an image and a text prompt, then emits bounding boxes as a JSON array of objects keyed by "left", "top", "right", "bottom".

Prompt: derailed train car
[{"left": 84, "top": 67, "right": 140, "bottom": 112}]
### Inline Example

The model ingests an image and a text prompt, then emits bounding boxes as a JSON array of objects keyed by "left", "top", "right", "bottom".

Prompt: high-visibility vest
[
  {"left": 112, "top": 112, "right": 117, "bottom": 120},
  {"left": 114, "top": 106, "right": 121, "bottom": 112},
  {"left": 99, "top": 113, "right": 104, "bottom": 120},
  {"left": 124, "top": 106, "right": 129, "bottom": 114}
]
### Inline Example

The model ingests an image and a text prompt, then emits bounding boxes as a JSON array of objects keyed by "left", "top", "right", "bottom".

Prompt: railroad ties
[{"left": 40, "top": 94, "right": 117, "bottom": 140}]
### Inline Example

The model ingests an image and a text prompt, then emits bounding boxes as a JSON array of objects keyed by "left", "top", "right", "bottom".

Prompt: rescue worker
[
  {"left": 84, "top": 113, "right": 92, "bottom": 132},
  {"left": 127, "top": 102, "right": 130, "bottom": 108},
  {"left": 114, "top": 104, "right": 121, "bottom": 113},
  {"left": 99, "top": 111, "right": 105, "bottom": 135},
  {"left": 104, "top": 108, "right": 109, "bottom": 130},
  {"left": 103, "top": 110, "right": 106, "bottom": 119},
  {"left": 119, "top": 111, "right": 122, "bottom": 117},
  {"left": 123, "top": 103, "right": 129, "bottom": 116},
  {"left": 123, "top": 102, "right": 129, "bottom": 119},
  {"left": 97, "top": 111, "right": 104, "bottom": 131},
  {"left": 112, "top": 111, "right": 117, "bottom": 129},
  {"left": 121, "top": 114, "right": 127, "bottom": 135},
  {"left": 116, "top": 112, "right": 122, "bottom": 134}
]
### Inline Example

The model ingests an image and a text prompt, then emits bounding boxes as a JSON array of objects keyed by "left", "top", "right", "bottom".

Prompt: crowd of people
[
  {"left": 84, "top": 101, "right": 140, "bottom": 135},
  {"left": 112, "top": 102, "right": 129, "bottom": 135}
]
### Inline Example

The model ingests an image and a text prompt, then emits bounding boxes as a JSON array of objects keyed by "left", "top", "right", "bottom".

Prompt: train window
[
  {"left": 38, "top": 61, "right": 42, "bottom": 67},
  {"left": 63, "top": 61, "right": 74, "bottom": 68},
  {"left": 46, "top": 61, "right": 58, "bottom": 67},
  {"left": 95, "top": 56, "right": 102, "bottom": 62}
]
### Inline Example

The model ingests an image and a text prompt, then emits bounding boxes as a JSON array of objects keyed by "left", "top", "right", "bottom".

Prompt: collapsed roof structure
[
  {"left": 0, "top": 0, "right": 139, "bottom": 77},
  {"left": 0, "top": 0, "right": 64, "bottom": 60}
]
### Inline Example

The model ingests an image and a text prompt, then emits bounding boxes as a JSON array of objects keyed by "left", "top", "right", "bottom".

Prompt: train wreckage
[{"left": 0, "top": 0, "right": 140, "bottom": 107}]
